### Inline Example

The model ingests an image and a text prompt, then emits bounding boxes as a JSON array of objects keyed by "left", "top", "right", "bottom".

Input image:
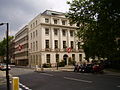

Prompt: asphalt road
[{"left": 10, "top": 67, "right": 120, "bottom": 90}]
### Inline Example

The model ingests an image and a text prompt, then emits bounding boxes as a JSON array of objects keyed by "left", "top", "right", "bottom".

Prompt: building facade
[
  {"left": 9, "top": 38, "right": 15, "bottom": 64},
  {"left": 14, "top": 25, "right": 29, "bottom": 66},
  {"left": 28, "top": 10, "right": 85, "bottom": 67}
]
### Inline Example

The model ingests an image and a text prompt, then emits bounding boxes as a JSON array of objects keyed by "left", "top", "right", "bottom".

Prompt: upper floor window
[
  {"left": 62, "top": 20, "right": 66, "bottom": 25},
  {"left": 31, "top": 33, "right": 32, "bottom": 39},
  {"left": 33, "top": 23, "right": 35, "bottom": 27},
  {"left": 33, "top": 42, "right": 35, "bottom": 51},
  {"left": 70, "top": 30, "right": 74, "bottom": 37},
  {"left": 36, "top": 20, "right": 37, "bottom": 26},
  {"left": 33, "top": 31, "right": 35, "bottom": 38},
  {"left": 45, "top": 28, "right": 49, "bottom": 35},
  {"left": 31, "top": 43, "right": 32, "bottom": 50},
  {"left": 62, "top": 29, "right": 66, "bottom": 36},
  {"left": 63, "top": 41, "right": 66, "bottom": 49},
  {"left": 36, "top": 41, "right": 38, "bottom": 51},
  {"left": 36, "top": 30, "right": 38, "bottom": 37},
  {"left": 54, "top": 19, "right": 58, "bottom": 24},
  {"left": 71, "top": 41, "right": 74, "bottom": 49},
  {"left": 78, "top": 42, "right": 82, "bottom": 49},
  {"left": 54, "top": 28, "right": 58, "bottom": 35},
  {"left": 54, "top": 40, "right": 58, "bottom": 49},
  {"left": 31, "top": 24, "right": 32, "bottom": 29},
  {"left": 45, "top": 40, "right": 49, "bottom": 48},
  {"left": 45, "top": 18, "right": 49, "bottom": 23}
]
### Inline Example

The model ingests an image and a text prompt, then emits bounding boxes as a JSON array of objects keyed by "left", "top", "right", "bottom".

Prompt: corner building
[{"left": 28, "top": 10, "right": 85, "bottom": 67}]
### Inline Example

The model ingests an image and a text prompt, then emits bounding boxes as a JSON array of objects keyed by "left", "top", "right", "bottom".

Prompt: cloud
[{"left": 0, "top": 0, "right": 71, "bottom": 38}]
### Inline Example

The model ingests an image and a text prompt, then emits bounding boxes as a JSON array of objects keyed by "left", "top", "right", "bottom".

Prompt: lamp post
[{"left": 0, "top": 23, "right": 10, "bottom": 90}]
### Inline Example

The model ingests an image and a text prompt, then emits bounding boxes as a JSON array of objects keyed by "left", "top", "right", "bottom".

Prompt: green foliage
[
  {"left": 66, "top": 0, "right": 120, "bottom": 61},
  {"left": 68, "top": 57, "right": 76, "bottom": 65},
  {"left": 58, "top": 60, "right": 66, "bottom": 67},
  {"left": 0, "top": 36, "right": 14, "bottom": 57},
  {"left": 42, "top": 63, "right": 51, "bottom": 68}
]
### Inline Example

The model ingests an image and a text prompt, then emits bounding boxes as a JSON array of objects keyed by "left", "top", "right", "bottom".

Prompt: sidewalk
[
  {"left": 0, "top": 71, "right": 6, "bottom": 90},
  {"left": 104, "top": 69, "right": 120, "bottom": 76},
  {"left": 36, "top": 66, "right": 120, "bottom": 76}
]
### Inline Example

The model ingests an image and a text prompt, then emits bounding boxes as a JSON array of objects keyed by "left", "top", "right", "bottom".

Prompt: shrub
[
  {"left": 43, "top": 63, "right": 51, "bottom": 68},
  {"left": 58, "top": 60, "right": 65, "bottom": 67}
]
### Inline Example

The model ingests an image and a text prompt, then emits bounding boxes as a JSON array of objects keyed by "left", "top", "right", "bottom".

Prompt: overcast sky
[{"left": 0, "top": 0, "right": 71, "bottom": 40}]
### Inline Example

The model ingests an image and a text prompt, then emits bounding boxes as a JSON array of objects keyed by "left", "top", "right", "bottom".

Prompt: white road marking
[
  {"left": 64, "top": 77, "right": 93, "bottom": 83},
  {"left": 117, "top": 85, "right": 120, "bottom": 87},
  {"left": 19, "top": 82, "right": 32, "bottom": 90},
  {"left": 10, "top": 81, "right": 31, "bottom": 90},
  {"left": 40, "top": 73, "right": 54, "bottom": 76}
]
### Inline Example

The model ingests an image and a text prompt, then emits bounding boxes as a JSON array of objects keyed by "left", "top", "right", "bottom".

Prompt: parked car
[
  {"left": 92, "top": 64, "right": 104, "bottom": 73},
  {"left": 79, "top": 64, "right": 94, "bottom": 73},
  {"left": 0, "top": 63, "right": 11, "bottom": 71}
]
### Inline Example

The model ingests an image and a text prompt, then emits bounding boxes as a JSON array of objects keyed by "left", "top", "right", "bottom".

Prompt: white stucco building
[{"left": 28, "top": 10, "right": 85, "bottom": 67}]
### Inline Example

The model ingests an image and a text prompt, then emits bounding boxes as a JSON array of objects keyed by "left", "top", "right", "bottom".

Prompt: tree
[
  {"left": 66, "top": 0, "right": 120, "bottom": 61},
  {"left": 0, "top": 36, "right": 14, "bottom": 62}
]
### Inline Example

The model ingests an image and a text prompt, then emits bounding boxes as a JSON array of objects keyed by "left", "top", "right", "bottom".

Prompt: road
[{"left": 10, "top": 67, "right": 120, "bottom": 90}]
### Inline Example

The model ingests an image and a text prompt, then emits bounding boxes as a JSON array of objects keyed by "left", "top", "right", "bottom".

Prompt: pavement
[
  {"left": 35, "top": 66, "right": 120, "bottom": 76},
  {"left": 0, "top": 71, "right": 7, "bottom": 90}
]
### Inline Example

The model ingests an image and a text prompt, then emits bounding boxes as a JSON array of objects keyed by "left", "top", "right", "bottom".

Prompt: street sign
[
  {"left": 18, "top": 45, "right": 23, "bottom": 51},
  {"left": 66, "top": 47, "right": 71, "bottom": 53}
]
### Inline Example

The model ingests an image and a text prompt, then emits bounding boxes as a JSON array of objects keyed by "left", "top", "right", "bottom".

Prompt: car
[
  {"left": 79, "top": 64, "right": 94, "bottom": 73},
  {"left": 0, "top": 63, "right": 11, "bottom": 71}
]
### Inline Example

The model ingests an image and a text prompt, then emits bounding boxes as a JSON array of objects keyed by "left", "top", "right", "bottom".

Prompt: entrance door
[{"left": 63, "top": 54, "right": 68, "bottom": 65}]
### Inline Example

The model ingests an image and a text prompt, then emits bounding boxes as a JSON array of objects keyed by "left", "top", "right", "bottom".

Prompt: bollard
[{"left": 12, "top": 77, "right": 19, "bottom": 90}]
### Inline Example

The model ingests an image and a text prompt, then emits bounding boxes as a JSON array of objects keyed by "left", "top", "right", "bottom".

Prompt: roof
[{"left": 41, "top": 10, "right": 65, "bottom": 16}]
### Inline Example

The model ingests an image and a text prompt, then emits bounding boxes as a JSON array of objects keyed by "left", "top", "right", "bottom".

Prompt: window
[
  {"left": 78, "top": 42, "right": 82, "bottom": 49},
  {"left": 62, "top": 29, "right": 66, "bottom": 36},
  {"left": 72, "top": 54, "right": 75, "bottom": 61},
  {"left": 45, "top": 40, "right": 49, "bottom": 48},
  {"left": 79, "top": 54, "right": 82, "bottom": 61},
  {"left": 54, "top": 19, "right": 58, "bottom": 24},
  {"left": 33, "top": 31, "right": 35, "bottom": 38},
  {"left": 31, "top": 33, "right": 32, "bottom": 39},
  {"left": 56, "top": 54, "right": 59, "bottom": 62},
  {"left": 54, "top": 28, "right": 58, "bottom": 35},
  {"left": 45, "top": 18, "right": 49, "bottom": 23},
  {"left": 46, "top": 54, "right": 50, "bottom": 63},
  {"left": 31, "top": 43, "right": 32, "bottom": 50},
  {"left": 70, "top": 30, "right": 74, "bottom": 37},
  {"left": 31, "top": 24, "right": 32, "bottom": 29},
  {"left": 36, "top": 30, "right": 37, "bottom": 37},
  {"left": 62, "top": 20, "right": 66, "bottom": 25},
  {"left": 45, "top": 28, "right": 49, "bottom": 35},
  {"left": 36, "top": 20, "right": 37, "bottom": 26},
  {"left": 36, "top": 55, "right": 38, "bottom": 64},
  {"left": 54, "top": 40, "right": 58, "bottom": 49},
  {"left": 33, "top": 42, "right": 35, "bottom": 51},
  {"left": 63, "top": 41, "right": 66, "bottom": 49},
  {"left": 36, "top": 41, "right": 38, "bottom": 51},
  {"left": 33, "top": 23, "right": 35, "bottom": 27},
  {"left": 71, "top": 41, "right": 74, "bottom": 49}
]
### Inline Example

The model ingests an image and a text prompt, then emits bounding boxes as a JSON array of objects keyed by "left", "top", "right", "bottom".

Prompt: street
[{"left": 9, "top": 67, "right": 120, "bottom": 90}]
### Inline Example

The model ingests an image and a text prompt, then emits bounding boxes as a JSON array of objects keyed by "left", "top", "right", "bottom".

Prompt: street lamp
[{"left": 0, "top": 23, "right": 10, "bottom": 90}]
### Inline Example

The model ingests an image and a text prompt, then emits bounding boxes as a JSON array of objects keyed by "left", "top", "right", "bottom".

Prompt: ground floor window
[
  {"left": 72, "top": 54, "right": 75, "bottom": 61},
  {"left": 56, "top": 54, "right": 59, "bottom": 62},
  {"left": 79, "top": 54, "right": 82, "bottom": 61},
  {"left": 46, "top": 54, "right": 50, "bottom": 63}
]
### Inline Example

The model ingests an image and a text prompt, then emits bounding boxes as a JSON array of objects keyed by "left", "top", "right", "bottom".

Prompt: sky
[{"left": 0, "top": 0, "right": 71, "bottom": 40}]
